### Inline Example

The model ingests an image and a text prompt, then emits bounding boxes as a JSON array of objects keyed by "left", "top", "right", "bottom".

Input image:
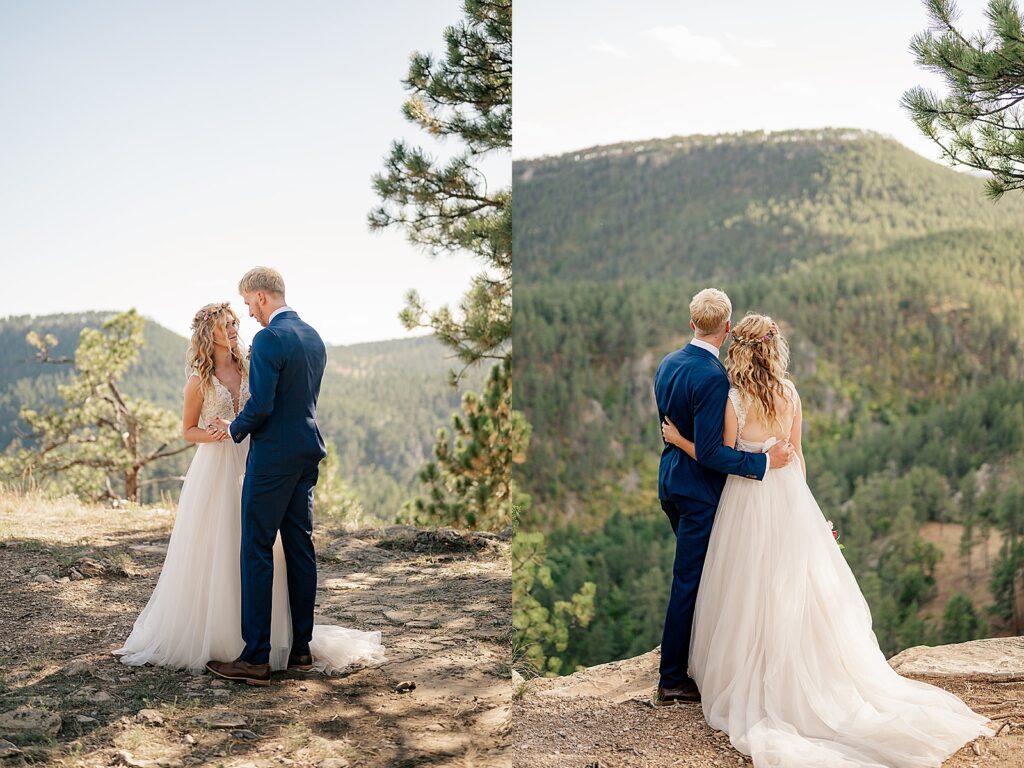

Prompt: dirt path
[
  {"left": 511, "top": 650, "right": 1024, "bottom": 768},
  {"left": 0, "top": 496, "right": 511, "bottom": 768}
]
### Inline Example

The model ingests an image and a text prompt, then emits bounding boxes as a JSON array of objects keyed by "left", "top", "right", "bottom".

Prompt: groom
[
  {"left": 206, "top": 266, "right": 328, "bottom": 686},
  {"left": 654, "top": 288, "right": 793, "bottom": 705}
]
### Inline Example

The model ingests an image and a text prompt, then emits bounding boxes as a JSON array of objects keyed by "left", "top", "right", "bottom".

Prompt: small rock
[
  {"left": 56, "top": 576, "right": 70, "bottom": 584},
  {"left": 182, "top": 734, "right": 195, "bottom": 745},
  {"left": 136, "top": 708, "right": 164, "bottom": 726},
  {"left": 75, "top": 715, "right": 98, "bottom": 725},
  {"left": 211, "top": 689, "right": 229, "bottom": 698},
  {"left": 93, "top": 691, "right": 112, "bottom": 703},
  {"left": 62, "top": 657, "right": 91, "bottom": 676},
  {"left": 31, "top": 574, "right": 54, "bottom": 584},
  {"left": 0, "top": 708, "right": 62, "bottom": 738},
  {"left": 208, "top": 679, "right": 226, "bottom": 688},
  {"left": 319, "top": 760, "right": 350, "bottom": 768},
  {"left": 192, "top": 711, "right": 247, "bottom": 729},
  {"left": 395, "top": 680, "right": 416, "bottom": 693},
  {"left": 69, "top": 568, "right": 85, "bottom": 581},
  {"left": 0, "top": 739, "right": 22, "bottom": 759},
  {"left": 75, "top": 557, "right": 106, "bottom": 577},
  {"left": 231, "top": 729, "right": 259, "bottom": 740},
  {"left": 116, "top": 750, "right": 150, "bottom": 768},
  {"left": 298, "top": 685, "right": 307, "bottom": 692}
]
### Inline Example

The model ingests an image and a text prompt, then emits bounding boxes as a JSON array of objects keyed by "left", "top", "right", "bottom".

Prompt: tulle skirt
[
  {"left": 689, "top": 458, "right": 991, "bottom": 768},
  {"left": 114, "top": 438, "right": 385, "bottom": 674}
]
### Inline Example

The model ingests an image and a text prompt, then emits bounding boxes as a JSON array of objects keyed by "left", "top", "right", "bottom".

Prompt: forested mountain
[
  {"left": 515, "top": 128, "right": 1024, "bottom": 283},
  {"left": 513, "top": 128, "right": 1024, "bottom": 670},
  {"left": 0, "top": 312, "right": 483, "bottom": 522}
]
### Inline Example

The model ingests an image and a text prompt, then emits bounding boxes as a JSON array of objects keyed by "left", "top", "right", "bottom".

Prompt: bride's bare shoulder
[{"left": 781, "top": 378, "right": 801, "bottom": 408}]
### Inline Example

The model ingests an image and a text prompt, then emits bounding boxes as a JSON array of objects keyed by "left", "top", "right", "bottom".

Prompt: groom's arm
[
  {"left": 692, "top": 374, "right": 769, "bottom": 481},
  {"left": 229, "top": 329, "right": 283, "bottom": 443}
]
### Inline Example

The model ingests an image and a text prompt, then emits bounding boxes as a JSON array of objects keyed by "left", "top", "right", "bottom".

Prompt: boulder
[
  {"left": 888, "top": 636, "right": 1024, "bottom": 681},
  {"left": 0, "top": 708, "right": 62, "bottom": 739}
]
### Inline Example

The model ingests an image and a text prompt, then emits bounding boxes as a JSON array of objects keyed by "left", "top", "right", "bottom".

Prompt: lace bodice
[
  {"left": 190, "top": 371, "right": 250, "bottom": 429},
  {"left": 728, "top": 380, "right": 798, "bottom": 452}
]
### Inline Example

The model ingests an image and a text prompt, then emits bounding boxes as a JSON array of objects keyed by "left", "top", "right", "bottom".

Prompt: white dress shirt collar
[
  {"left": 268, "top": 306, "right": 293, "bottom": 324},
  {"left": 689, "top": 337, "right": 721, "bottom": 357}
]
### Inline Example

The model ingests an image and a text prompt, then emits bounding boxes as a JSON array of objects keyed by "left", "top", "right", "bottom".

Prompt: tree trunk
[{"left": 125, "top": 466, "right": 140, "bottom": 503}]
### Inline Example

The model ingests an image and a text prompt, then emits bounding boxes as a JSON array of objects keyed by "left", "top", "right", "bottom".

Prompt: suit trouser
[
  {"left": 658, "top": 496, "right": 716, "bottom": 689},
  {"left": 239, "top": 463, "right": 319, "bottom": 665}
]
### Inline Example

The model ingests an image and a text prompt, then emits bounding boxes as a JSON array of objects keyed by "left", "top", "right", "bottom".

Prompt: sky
[
  {"left": 513, "top": 0, "right": 989, "bottom": 163},
  {"left": 0, "top": 0, "right": 507, "bottom": 346}
]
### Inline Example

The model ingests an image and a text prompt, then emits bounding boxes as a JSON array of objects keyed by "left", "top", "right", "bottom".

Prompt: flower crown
[
  {"left": 191, "top": 302, "right": 232, "bottom": 332},
  {"left": 731, "top": 325, "right": 778, "bottom": 346}
]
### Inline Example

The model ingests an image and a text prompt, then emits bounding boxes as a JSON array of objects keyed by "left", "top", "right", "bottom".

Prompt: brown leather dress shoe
[
  {"left": 205, "top": 658, "right": 271, "bottom": 686},
  {"left": 654, "top": 680, "right": 701, "bottom": 706},
  {"left": 287, "top": 653, "right": 314, "bottom": 671}
]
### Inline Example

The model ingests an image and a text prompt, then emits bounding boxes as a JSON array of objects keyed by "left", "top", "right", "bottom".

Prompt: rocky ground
[
  {"left": 0, "top": 494, "right": 511, "bottom": 768},
  {"left": 511, "top": 641, "right": 1024, "bottom": 768}
]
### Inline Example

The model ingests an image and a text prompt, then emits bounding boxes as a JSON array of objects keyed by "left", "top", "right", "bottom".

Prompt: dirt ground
[
  {"left": 0, "top": 494, "right": 511, "bottom": 768},
  {"left": 512, "top": 665, "right": 1024, "bottom": 768}
]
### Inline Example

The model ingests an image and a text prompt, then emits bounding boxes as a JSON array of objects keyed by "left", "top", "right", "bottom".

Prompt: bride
[
  {"left": 114, "top": 302, "right": 386, "bottom": 677},
  {"left": 661, "top": 313, "right": 991, "bottom": 767}
]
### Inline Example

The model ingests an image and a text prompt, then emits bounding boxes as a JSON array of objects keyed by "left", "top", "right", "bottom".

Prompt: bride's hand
[
  {"left": 662, "top": 417, "right": 683, "bottom": 447},
  {"left": 206, "top": 424, "right": 229, "bottom": 442}
]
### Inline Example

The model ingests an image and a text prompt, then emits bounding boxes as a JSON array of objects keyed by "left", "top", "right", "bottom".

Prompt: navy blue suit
[
  {"left": 655, "top": 343, "right": 768, "bottom": 689},
  {"left": 229, "top": 309, "right": 328, "bottom": 665}
]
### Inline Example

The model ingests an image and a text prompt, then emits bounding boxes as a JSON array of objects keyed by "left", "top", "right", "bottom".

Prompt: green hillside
[
  {"left": 514, "top": 128, "right": 1024, "bottom": 283},
  {"left": 0, "top": 313, "right": 484, "bottom": 522},
  {"left": 513, "top": 128, "right": 1024, "bottom": 669}
]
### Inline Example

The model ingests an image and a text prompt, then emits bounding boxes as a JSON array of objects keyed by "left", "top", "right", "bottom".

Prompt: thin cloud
[
  {"left": 642, "top": 25, "right": 740, "bottom": 67},
  {"left": 724, "top": 31, "right": 777, "bottom": 49},
  {"left": 590, "top": 39, "right": 631, "bottom": 60}
]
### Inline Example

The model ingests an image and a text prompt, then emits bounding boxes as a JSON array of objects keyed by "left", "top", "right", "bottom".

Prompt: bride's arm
[
  {"left": 789, "top": 390, "right": 805, "bottom": 480},
  {"left": 182, "top": 376, "right": 227, "bottom": 443},
  {"left": 662, "top": 400, "right": 737, "bottom": 459}
]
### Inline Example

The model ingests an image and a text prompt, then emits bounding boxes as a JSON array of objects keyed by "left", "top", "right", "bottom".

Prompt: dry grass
[
  {"left": 0, "top": 490, "right": 512, "bottom": 768},
  {"left": 0, "top": 489, "right": 175, "bottom": 544}
]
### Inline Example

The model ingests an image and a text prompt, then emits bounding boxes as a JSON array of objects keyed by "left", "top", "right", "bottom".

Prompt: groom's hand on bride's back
[{"left": 768, "top": 441, "right": 794, "bottom": 469}]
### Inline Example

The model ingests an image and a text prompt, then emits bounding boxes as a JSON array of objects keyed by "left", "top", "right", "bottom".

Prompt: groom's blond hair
[
  {"left": 239, "top": 267, "right": 286, "bottom": 298},
  {"left": 689, "top": 288, "right": 732, "bottom": 335}
]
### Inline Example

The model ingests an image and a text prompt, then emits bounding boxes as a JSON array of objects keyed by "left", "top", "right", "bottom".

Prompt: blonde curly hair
[
  {"left": 724, "top": 313, "right": 793, "bottom": 431},
  {"left": 186, "top": 302, "right": 248, "bottom": 394}
]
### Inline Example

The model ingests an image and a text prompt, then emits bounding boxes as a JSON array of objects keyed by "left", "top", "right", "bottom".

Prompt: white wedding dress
[
  {"left": 114, "top": 372, "right": 386, "bottom": 675},
  {"left": 689, "top": 382, "right": 991, "bottom": 768}
]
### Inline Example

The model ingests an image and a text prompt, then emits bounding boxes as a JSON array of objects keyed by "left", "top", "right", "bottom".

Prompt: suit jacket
[
  {"left": 655, "top": 343, "right": 768, "bottom": 507},
  {"left": 230, "top": 310, "right": 328, "bottom": 475}
]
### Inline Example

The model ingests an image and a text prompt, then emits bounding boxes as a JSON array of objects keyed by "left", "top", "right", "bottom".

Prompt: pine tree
[
  {"left": 371, "top": 0, "right": 522, "bottom": 530},
  {"left": 0, "top": 310, "right": 189, "bottom": 502},
  {"left": 903, "top": 0, "right": 1024, "bottom": 197},
  {"left": 512, "top": 522, "right": 596, "bottom": 677},
  {"left": 402, "top": 357, "right": 529, "bottom": 529},
  {"left": 370, "top": 0, "right": 511, "bottom": 372},
  {"left": 940, "top": 592, "right": 986, "bottom": 643}
]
